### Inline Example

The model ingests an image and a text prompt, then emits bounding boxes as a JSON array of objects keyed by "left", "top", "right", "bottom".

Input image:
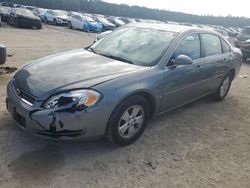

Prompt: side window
[
  {"left": 221, "top": 39, "right": 231, "bottom": 53},
  {"left": 201, "top": 34, "right": 222, "bottom": 57},
  {"left": 175, "top": 34, "right": 201, "bottom": 60}
]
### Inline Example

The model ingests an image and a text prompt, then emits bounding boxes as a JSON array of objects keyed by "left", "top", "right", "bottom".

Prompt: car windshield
[
  {"left": 0, "top": 6, "right": 10, "bottom": 13},
  {"left": 98, "top": 17, "right": 110, "bottom": 24},
  {"left": 84, "top": 16, "right": 94, "bottom": 22},
  {"left": 91, "top": 27, "right": 177, "bottom": 66},
  {"left": 54, "top": 10, "right": 66, "bottom": 16},
  {"left": 16, "top": 9, "right": 35, "bottom": 17},
  {"left": 242, "top": 28, "right": 250, "bottom": 34}
]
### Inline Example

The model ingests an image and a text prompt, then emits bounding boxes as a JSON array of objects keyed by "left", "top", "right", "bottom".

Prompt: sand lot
[{"left": 0, "top": 23, "right": 250, "bottom": 188}]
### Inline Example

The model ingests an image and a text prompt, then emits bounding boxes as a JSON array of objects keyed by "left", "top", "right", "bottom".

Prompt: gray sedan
[{"left": 6, "top": 24, "right": 242, "bottom": 146}]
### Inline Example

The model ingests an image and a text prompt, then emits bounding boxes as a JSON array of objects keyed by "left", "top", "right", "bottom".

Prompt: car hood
[
  {"left": 56, "top": 15, "right": 68, "bottom": 20},
  {"left": 14, "top": 49, "right": 147, "bottom": 100},
  {"left": 17, "top": 14, "right": 40, "bottom": 20}
]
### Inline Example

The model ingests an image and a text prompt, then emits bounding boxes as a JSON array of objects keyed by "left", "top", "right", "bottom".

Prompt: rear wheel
[
  {"left": 212, "top": 73, "right": 232, "bottom": 101},
  {"left": 106, "top": 95, "right": 150, "bottom": 146},
  {"left": 36, "top": 23, "right": 42, "bottom": 29}
]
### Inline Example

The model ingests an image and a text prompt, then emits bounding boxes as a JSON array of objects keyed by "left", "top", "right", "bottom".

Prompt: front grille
[{"left": 12, "top": 80, "right": 37, "bottom": 105}]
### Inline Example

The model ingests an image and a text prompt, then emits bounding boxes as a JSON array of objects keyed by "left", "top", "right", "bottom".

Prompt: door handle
[{"left": 196, "top": 65, "right": 203, "bottom": 69}]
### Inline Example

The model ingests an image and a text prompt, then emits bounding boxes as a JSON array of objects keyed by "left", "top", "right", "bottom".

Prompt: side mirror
[{"left": 175, "top": 55, "right": 193, "bottom": 65}]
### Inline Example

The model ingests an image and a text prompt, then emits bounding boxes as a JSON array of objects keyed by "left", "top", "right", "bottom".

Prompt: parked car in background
[
  {"left": 95, "top": 16, "right": 116, "bottom": 31},
  {"left": 14, "top": 4, "right": 25, "bottom": 8},
  {"left": 33, "top": 8, "right": 47, "bottom": 22},
  {"left": 68, "top": 13, "right": 102, "bottom": 32},
  {"left": 0, "top": 2, "right": 14, "bottom": 7},
  {"left": 234, "top": 26, "right": 250, "bottom": 47},
  {"left": 107, "top": 17, "right": 125, "bottom": 27},
  {"left": 215, "top": 29, "right": 230, "bottom": 40},
  {"left": 23, "top": 5, "right": 36, "bottom": 11},
  {"left": 7, "top": 8, "right": 42, "bottom": 29},
  {"left": 44, "top": 9, "right": 68, "bottom": 25},
  {"left": 0, "top": 6, "right": 10, "bottom": 22},
  {"left": 119, "top": 17, "right": 136, "bottom": 24},
  {"left": 240, "top": 39, "right": 250, "bottom": 61},
  {"left": 6, "top": 24, "right": 242, "bottom": 146}
]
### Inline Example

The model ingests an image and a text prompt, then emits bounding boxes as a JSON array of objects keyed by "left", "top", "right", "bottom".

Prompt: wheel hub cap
[{"left": 118, "top": 105, "right": 144, "bottom": 139}]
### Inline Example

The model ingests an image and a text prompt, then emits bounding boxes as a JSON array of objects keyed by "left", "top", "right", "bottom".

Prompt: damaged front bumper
[{"left": 6, "top": 80, "right": 113, "bottom": 141}]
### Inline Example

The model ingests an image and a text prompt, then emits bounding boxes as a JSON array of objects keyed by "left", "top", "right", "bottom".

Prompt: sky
[{"left": 104, "top": 0, "right": 250, "bottom": 18}]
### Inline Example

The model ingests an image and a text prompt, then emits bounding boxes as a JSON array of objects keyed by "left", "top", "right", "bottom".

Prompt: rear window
[
  {"left": 201, "top": 34, "right": 222, "bottom": 57},
  {"left": 242, "top": 28, "right": 250, "bottom": 34}
]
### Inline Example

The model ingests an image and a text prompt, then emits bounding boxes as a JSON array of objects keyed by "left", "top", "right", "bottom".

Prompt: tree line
[{"left": 1, "top": 0, "right": 250, "bottom": 27}]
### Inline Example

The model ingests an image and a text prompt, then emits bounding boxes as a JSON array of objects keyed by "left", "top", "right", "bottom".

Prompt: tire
[
  {"left": 15, "top": 18, "right": 22, "bottom": 28},
  {"left": 106, "top": 95, "right": 150, "bottom": 146},
  {"left": 68, "top": 21, "right": 72, "bottom": 29},
  {"left": 212, "top": 73, "right": 232, "bottom": 101},
  {"left": 36, "top": 23, "right": 42, "bottom": 29},
  {"left": 44, "top": 17, "right": 48, "bottom": 24},
  {"left": 53, "top": 19, "right": 57, "bottom": 25},
  {"left": 242, "top": 55, "right": 247, "bottom": 61},
  {"left": 0, "top": 45, "right": 6, "bottom": 65}
]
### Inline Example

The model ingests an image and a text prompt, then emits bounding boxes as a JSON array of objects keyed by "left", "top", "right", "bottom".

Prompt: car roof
[{"left": 126, "top": 23, "right": 218, "bottom": 34}]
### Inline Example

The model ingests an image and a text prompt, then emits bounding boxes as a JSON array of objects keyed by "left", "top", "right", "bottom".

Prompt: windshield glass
[
  {"left": 242, "top": 28, "right": 250, "bottom": 34},
  {"left": 91, "top": 27, "right": 177, "bottom": 66},
  {"left": 0, "top": 6, "right": 10, "bottom": 13},
  {"left": 98, "top": 17, "right": 110, "bottom": 24},
  {"left": 54, "top": 10, "right": 66, "bottom": 16},
  {"left": 84, "top": 16, "right": 94, "bottom": 22},
  {"left": 16, "top": 9, "right": 35, "bottom": 17}
]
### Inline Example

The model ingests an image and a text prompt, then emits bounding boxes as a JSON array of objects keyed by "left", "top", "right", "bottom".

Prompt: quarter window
[
  {"left": 175, "top": 34, "right": 201, "bottom": 60},
  {"left": 201, "top": 34, "right": 222, "bottom": 56}
]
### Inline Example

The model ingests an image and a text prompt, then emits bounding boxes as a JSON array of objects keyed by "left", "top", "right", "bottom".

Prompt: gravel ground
[{"left": 0, "top": 23, "right": 250, "bottom": 188}]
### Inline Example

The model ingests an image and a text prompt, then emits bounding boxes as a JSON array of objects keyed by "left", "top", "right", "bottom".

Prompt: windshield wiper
[{"left": 99, "top": 54, "right": 134, "bottom": 65}]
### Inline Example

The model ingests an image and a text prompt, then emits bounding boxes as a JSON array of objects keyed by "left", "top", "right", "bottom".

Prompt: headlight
[{"left": 43, "top": 89, "right": 101, "bottom": 109}]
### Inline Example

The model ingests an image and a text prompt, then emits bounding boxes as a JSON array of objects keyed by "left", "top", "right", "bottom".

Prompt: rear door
[{"left": 198, "top": 34, "right": 230, "bottom": 92}]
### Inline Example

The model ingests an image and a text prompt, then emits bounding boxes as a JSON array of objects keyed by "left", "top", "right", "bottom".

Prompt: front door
[{"left": 160, "top": 34, "right": 206, "bottom": 111}]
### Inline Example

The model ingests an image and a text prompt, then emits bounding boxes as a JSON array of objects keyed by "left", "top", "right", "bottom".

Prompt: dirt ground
[{"left": 0, "top": 23, "right": 250, "bottom": 188}]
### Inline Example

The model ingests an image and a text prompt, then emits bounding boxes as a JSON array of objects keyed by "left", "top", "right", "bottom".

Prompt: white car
[
  {"left": 68, "top": 13, "right": 86, "bottom": 30},
  {"left": 33, "top": 8, "right": 47, "bottom": 22},
  {"left": 68, "top": 13, "right": 102, "bottom": 32},
  {"left": 44, "top": 9, "right": 68, "bottom": 25}
]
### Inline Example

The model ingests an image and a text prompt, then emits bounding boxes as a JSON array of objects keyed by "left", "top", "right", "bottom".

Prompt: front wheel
[
  {"left": 212, "top": 73, "right": 232, "bottom": 101},
  {"left": 242, "top": 55, "right": 247, "bottom": 61},
  {"left": 106, "top": 95, "right": 150, "bottom": 146},
  {"left": 68, "top": 21, "right": 72, "bottom": 29},
  {"left": 53, "top": 19, "right": 57, "bottom": 25}
]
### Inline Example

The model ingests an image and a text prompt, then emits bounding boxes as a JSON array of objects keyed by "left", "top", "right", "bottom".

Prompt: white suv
[{"left": 44, "top": 10, "right": 68, "bottom": 25}]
